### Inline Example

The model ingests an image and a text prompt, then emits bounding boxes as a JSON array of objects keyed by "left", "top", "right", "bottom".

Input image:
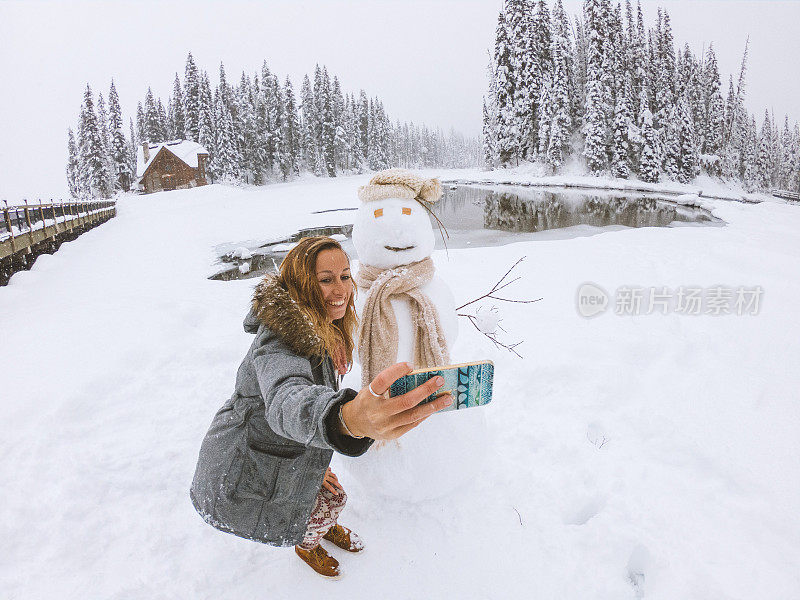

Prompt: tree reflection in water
[{"left": 432, "top": 185, "right": 716, "bottom": 236}]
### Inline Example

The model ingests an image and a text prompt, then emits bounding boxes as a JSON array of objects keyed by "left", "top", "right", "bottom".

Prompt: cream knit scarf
[{"left": 356, "top": 257, "right": 450, "bottom": 388}]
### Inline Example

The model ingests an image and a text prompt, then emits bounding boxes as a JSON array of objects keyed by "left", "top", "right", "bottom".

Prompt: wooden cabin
[{"left": 136, "top": 140, "right": 209, "bottom": 194}]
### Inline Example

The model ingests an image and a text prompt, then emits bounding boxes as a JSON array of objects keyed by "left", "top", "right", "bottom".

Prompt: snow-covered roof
[{"left": 136, "top": 140, "right": 209, "bottom": 180}]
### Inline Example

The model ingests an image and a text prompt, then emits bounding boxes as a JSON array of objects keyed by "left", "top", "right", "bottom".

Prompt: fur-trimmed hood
[{"left": 245, "top": 274, "right": 322, "bottom": 358}]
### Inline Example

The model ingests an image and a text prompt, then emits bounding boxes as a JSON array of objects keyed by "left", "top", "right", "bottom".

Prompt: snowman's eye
[
  {"left": 374, "top": 209, "right": 383, "bottom": 218},
  {"left": 402, "top": 207, "right": 412, "bottom": 215}
]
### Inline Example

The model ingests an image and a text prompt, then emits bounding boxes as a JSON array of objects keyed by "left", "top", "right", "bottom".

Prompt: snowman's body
[{"left": 341, "top": 193, "right": 487, "bottom": 502}]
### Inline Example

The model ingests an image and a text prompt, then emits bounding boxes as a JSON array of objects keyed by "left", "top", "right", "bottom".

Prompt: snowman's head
[{"left": 353, "top": 196, "right": 435, "bottom": 269}]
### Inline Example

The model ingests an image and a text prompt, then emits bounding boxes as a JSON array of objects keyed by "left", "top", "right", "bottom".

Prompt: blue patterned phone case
[{"left": 389, "top": 360, "right": 494, "bottom": 411}]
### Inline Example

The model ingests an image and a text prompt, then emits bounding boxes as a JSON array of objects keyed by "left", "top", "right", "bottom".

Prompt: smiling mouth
[{"left": 385, "top": 245, "right": 415, "bottom": 252}]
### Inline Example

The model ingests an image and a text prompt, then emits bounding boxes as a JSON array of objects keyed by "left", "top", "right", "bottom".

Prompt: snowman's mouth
[{"left": 385, "top": 245, "right": 415, "bottom": 252}]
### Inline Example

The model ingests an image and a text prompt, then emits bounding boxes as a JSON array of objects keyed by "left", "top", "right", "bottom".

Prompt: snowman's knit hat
[{"left": 357, "top": 168, "right": 442, "bottom": 205}]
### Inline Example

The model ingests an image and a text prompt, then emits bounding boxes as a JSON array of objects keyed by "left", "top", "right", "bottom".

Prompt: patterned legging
[{"left": 297, "top": 485, "right": 347, "bottom": 550}]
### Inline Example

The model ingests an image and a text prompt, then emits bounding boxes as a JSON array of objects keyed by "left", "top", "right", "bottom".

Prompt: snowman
[{"left": 339, "top": 168, "right": 487, "bottom": 502}]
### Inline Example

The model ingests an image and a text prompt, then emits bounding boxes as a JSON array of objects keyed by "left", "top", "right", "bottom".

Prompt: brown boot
[
  {"left": 323, "top": 524, "right": 365, "bottom": 553},
  {"left": 294, "top": 544, "right": 341, "bottom": 579}
]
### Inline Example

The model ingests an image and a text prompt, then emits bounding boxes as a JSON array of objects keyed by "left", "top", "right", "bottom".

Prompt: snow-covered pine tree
[
  {"left": 95, "top": 92, "right": 114, "bottom": 192},
  {"left": 599, "top": 0, "right": 618, "bottom": 159},
  {"left": 144, "top": 88, "right": 162, "bottom": 143},
  {"left": 281, "top": 76, "right": 300, "bottom": 179},
  {"left": 546, "top": 0, "right": 573, "bottom": 169},
  {"left": 66, "top": 128, "right": 80, "bottom": 198},
  {"left": 677, "top": 96, "right": 699, "bottom": 183},
  {"left": 504, "top": 0, "right": 531, "bottom": 158},
  {"left": 582, "top": 0, "right": 609, "bottom": 173},
  {"left": 212, "top": 87, "right": 239, "bottom": 183},
  {"left": 109, "top": 80, "right": 131, "bottom": 191},
  {"left": 631, "top": 1, "right": 650, "bottom": 122},
  {"left": 606, "top": 0, "right": 625, "bottom": 116},
  {"left": 729, "top": 40, "right": 750, "bottom": 178},
  {"left": 652, "top": 10, "right": 676, "bottom": 151},
  {"left": 198, "top": 72, "right": 215, "bottom": 166},
  {"left": 681, "top": 46, "right": 704, "bottom": 150},
  {"left": 128, "top": 117, "right": 138, "bottom": 184},
  {"left": 271, "top": 81, "right": 289, "bottom": 181},
  {"left": 701, "top": 44, "right": 724, "bottom": 156},
  {"left": 483, "top": 55, "right": 499, "bottom": 170},
  {"left": 528, "top": 0, "right": 553, "bottom": 158},
  {"left": 743, "top": 115, "right": 759, "bottom": 190},
  {"left": 792, "top": 124, "right": 800, "bottom": 192},
  {"left": 662, "top": 107, "right": 681, "bottom": 180},
  {"left": 537, "top": 76, "right": 553, "bottom": 159},
  {"left": 260, "top": 62, "right": 281, "bottom": 175},
  {"left": 236, "top": 72, "right": 259, "bottom": 183},
  {"left": 378, "top": 101, "right": 393, "bottom": 169},
  {"left": 171, "top": 74, "right": 186, "bottom": 139},
  {"left": 136, "top": 102, "right": 145, "bottom": 142},
  {"left": 659, "top": 10, "right": 676, "bottom": 95},
  {"left": 368, "top": 100, "right": 391, "bottom": 170},
  {"left": 492, "top": 5, "right": 518, "bottom": 166},
  {"left": 348, "top": 93, "right": 365, "bottom": 171},
  {"left": 780, "top": 116, "right": 795, "bottom": 189},
  {"left": 184, "top": 52, "right": 201, "bottom": 142},
  {"left": 611, "top": 88, "right": 632, "bottom": 178},
  {"left": 78, "top": 84, "right": 111, "bottom": 198},
  {"left": 768, "top": 110, "right": 781, "bottom": 187},
  {"left": 624, "top": 0, "right": 635, "bottom": 74},
  {"left": 483, "top": 97, "right": 496, "bottom": 169},
  {"left": 674, "top": 46, "right": 687, "bottom": 101},
  {"left": 157, "top": 99, "right": 169, "bottom": 140},
  {"left": 638, "top": 108, "right": 660, "bottom": 182},
  {"left": 395, "top": 120, "right": 409, "bottom": 168},
  {"left": 331, "top": 76, "right": 348, "bottom": 172},
  {"left": 572, "top": 17, "right": 587, "bottom": 126},
  {"left": 756, "top": 110, "right": 773, "bottom": 190},
  {"left": 357, "top": 90, "right": 370, "bottom": 168},
  {"left": 721, "top": 76, "right": 740, "bottom": 179},
  {"left": 167, "top": 98, "right": 176, "bottom": 139},
  {"left": 311, "top": 65, "right": 328, "bottom": 175},
  {"left": 299, "top": 75, "right": 317, "bottom": 174},
  {"left": 75, "top": 109, "right": 92, "bottom": 199},
  {"left": 319, "top": 68, "right": 336, "bottom": 177}
]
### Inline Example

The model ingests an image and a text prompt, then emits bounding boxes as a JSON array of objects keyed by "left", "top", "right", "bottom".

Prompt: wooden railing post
[
  {"left": 3, "top": 199, "right": 16, "bottom": 253},
  {"left": 38, "top": 200, "right": 46, "bottom": 235},
  {"left": 23, "top": 199, "right": 34, "bottom": 247}
]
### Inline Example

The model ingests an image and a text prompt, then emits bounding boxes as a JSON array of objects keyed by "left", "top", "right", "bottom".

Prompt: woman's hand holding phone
[{"left": 339, "top": 363, "right": 452, "bottom": 441}]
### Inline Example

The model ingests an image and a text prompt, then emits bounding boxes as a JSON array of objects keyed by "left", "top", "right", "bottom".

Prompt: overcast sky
[{"left": 1, "top": 0, "right": 798, "bottom": 201}]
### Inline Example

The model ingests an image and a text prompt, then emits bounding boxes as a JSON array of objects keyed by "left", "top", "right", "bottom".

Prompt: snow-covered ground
[{"left": 2, "top": 173, "right": 799, "bottom": 599}]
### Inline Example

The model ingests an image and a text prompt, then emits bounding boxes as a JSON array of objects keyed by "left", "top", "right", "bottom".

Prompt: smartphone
[{"left": 389, "top": 360, "right": 494, "bottom": 412}]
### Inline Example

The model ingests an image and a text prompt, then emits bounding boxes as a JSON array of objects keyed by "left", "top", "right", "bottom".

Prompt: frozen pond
[
  {"left": 429, "top": 184, "right": 723, "bottom": 250},
  {"left": 211, "top": 184, "right": 723, "bottom": 280}
]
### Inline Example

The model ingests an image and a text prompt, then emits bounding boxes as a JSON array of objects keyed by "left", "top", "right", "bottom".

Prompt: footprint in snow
[
  {"left": 626, "top": 544, "right": 651, "bottom": 599},
  {"left": 562, "top": 495, "right": 606, "bottom": 525},
  {"left": 586, "top": 421, "right": 610, "bottom": 449}
]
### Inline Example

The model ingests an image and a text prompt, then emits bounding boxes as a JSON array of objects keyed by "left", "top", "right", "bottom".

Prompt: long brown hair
[{"left": 279, "top": 236, "right": 357, "bottom": 367}]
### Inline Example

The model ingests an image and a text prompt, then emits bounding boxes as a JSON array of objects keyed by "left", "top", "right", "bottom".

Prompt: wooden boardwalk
[
  {"left": 772, "top": 189, "right": 800, "bottom": 202},
  {"left": 1, "top": 199, "right": 116, "bottom": 285}
]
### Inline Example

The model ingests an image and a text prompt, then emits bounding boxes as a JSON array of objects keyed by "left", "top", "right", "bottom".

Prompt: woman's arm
[
  {"left": 253, "top": 334, "right": 371, "bottom": 456},
  {"left": 254, "top": 331, "right": 452, "bottom": 450}
]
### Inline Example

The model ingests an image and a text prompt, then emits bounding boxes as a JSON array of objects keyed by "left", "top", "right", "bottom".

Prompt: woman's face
[{"left": 315, "top": 248, "right": 352, "bottom": 322}]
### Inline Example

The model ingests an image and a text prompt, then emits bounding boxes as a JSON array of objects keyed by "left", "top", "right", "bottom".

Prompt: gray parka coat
[{"left": 190, "top": 275, "right": 373, "bottom": 547}]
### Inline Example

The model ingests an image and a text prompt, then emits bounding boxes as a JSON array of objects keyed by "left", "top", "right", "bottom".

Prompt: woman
[{"left": 190, "top": 236, "right": 451, "bottom": 579}]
